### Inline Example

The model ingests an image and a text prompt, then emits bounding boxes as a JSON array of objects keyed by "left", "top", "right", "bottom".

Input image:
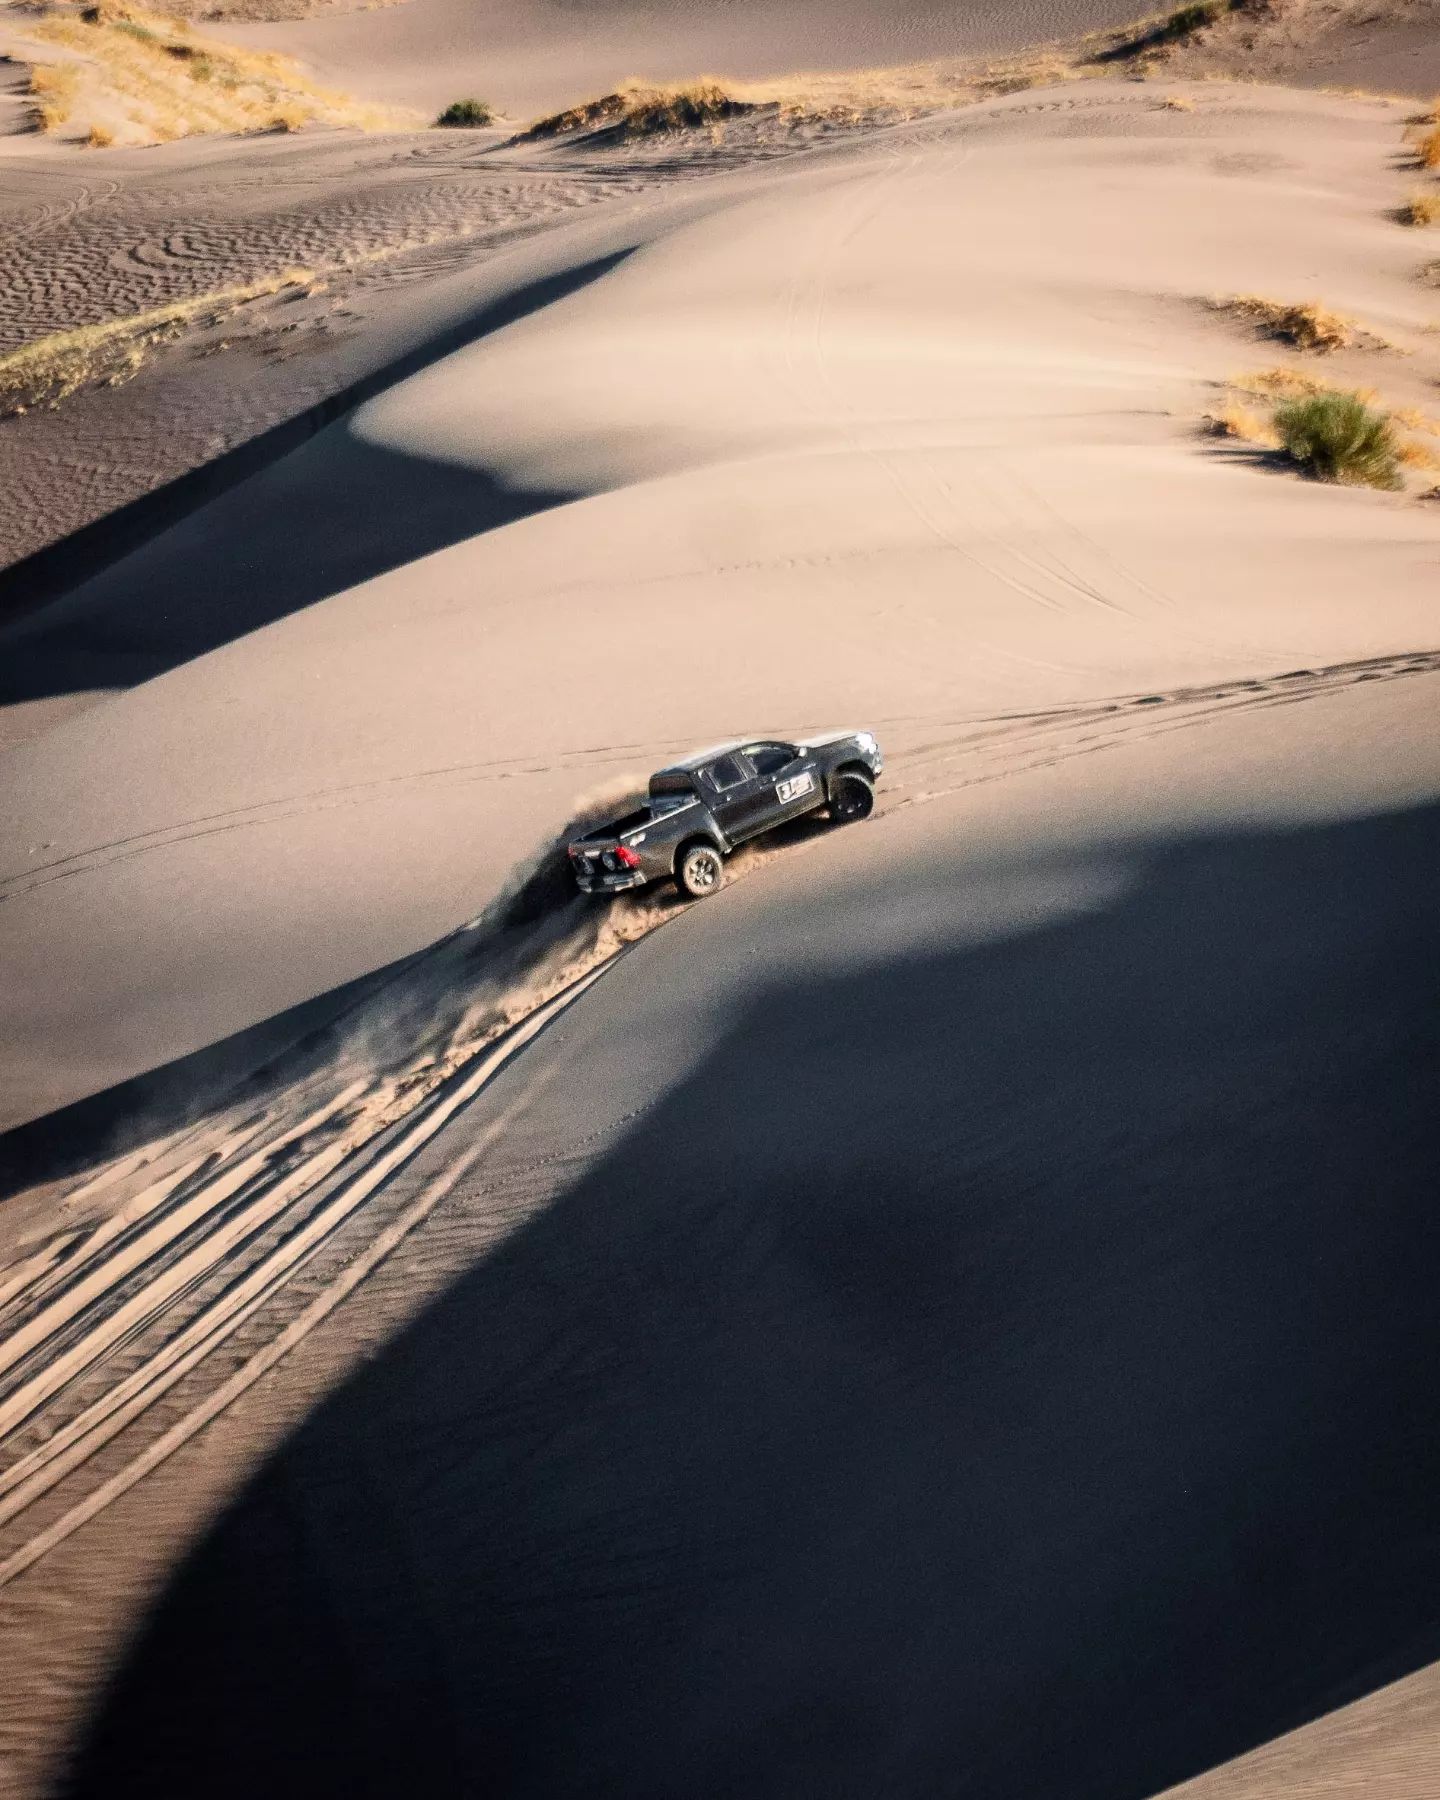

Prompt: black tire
[
  {"left": 829, "top": 770, "right": 875, "bottom": 823},
  {"left": 675, "top": 840, "right": 725, "bottom": 900}
]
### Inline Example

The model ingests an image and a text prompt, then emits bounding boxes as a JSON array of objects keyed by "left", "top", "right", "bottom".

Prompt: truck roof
[
  {"left": 653, "top": 739, "right": 751, "bottom": 776},
  {"left": 655, "top": 731, "right": 859, "bottom": 778}
]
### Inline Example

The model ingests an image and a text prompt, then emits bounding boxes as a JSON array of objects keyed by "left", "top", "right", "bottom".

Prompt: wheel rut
[{"left": 0, "top": 643, "right": 1434, "bottom": 1587}]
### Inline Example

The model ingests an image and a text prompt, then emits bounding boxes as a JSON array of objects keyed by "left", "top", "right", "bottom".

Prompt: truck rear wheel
[
  {"left": 676, "top": 841, "right": 725, "bottom": 900},
  {"left": 829, "top": 770, "right": 874, "bottom": 823}
]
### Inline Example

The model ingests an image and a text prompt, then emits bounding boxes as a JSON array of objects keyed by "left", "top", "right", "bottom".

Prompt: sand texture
[{"left": 1, "top": 12, "right": 1439, "bottom": 1799}]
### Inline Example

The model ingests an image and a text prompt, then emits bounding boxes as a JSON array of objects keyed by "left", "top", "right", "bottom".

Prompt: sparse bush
[
  {"left": 1159, "top": 93, "right": 1196, "bottom": 110},
  {"left": 1217, "top": 295, "right": 1362, "bottom": 352},
  {"left": 1415, "top": 125, "right": 1440, "bottom": 169},
  {"left": 1399, "top": 191, "right": 1440, "bottom": 226},
  {"left": 523, "top": 80, "right": 754, "bottom": 141},
  {"left": 85, "top": 121, "right": 115, "bottom": 147},
  {"left": 1273, "top": 391, "right": 1402, "bottom": 489},
  {"left": 435, "top": 97, "right": 492, "bottom": 127}
]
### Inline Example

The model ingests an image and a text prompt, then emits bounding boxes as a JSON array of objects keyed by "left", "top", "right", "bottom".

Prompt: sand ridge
[{"left": 2, "top": 16, "right": 1440, "bottom": 1797}]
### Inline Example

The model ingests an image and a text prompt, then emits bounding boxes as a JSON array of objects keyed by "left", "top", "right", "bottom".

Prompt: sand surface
[
  {"left": 221, "top": 0, "right": 1147, "bottom": 118},
  {"left": 6, "top": 668, "right": 1438, "bottom": 1797},
  {"left": 2, "top": 43, "right": 1439, "bottom": 1800},
  {"left": 3, "top": 80, "right": 1438, "bottom": 1131}
]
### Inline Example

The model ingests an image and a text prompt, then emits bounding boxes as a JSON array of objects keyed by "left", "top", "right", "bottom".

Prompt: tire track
[{"left": 0, "top": 645, "right": 1434, "bottom": 1588}]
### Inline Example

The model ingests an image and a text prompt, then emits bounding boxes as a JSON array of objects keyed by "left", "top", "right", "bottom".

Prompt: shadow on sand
[
  {"left": 0, "top": 250, "right": 635, "bottom": 708},
  {"left": 65, "top": 799, "right": 1440, "bottom": 1799}
]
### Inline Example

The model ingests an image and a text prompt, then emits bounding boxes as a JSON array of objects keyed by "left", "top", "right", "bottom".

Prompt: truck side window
[
  {"left": 708, "top": 754, "right": 748, "bottom": 790},
  {"left": 746, "top": 744, "right": 793, "bottom": 776}
]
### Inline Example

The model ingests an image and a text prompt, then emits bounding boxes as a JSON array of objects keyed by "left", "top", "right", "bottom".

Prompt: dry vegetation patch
[
  {"left": 0, "top": 268, "right": 325, "bottom": 415},
  {"left": 1206, "top": 371, "right": 1437, "bottom": 490},
  {"left": 521, "top": 81, "right": 760, "bottom": 142},
  {"left": 1211, "top": 295, "right": 1392, "bottom": 353},
  {"left": 16, "top": 1, "right": 415, "bottom": 145},
  {"left": 1093, "top": 0, "right": 1243, "bottom": 67},
  {"left": 516, "top": 2, "right": 1260, "bottom": 148},
  {"left": 1203, "top": 397, "right": 1280, "bottom": 446},
  {"left": 1400, "top": 191, "right": 1440, "bottom": 227}
]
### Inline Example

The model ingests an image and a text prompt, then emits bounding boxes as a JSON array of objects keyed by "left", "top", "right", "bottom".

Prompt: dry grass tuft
[
  {"left": 1229, "top": 366, "right": 1378, "bottom": 405},
  {"left": 0, "top": 268, "right": 322, "bottom": 415},
  {"left": 28, "top": 63, "right": 79, "bottom": 130},
  {"left": 1399, "top": 191, "right": 1440, "bottom": 227},
  {"left": 84, "top": 120, "right": 115, "bottom": 147},
  {"left": 1214, "top": 295, "right": 1372, "bottom": 353},
  {"left": 523, "top": 80, "right": 757, "bottom": 141},
  {"left": 1413, "top": 124, "right": 1440, "bottom": 170},
  {"left": 1390, "top": 402, "right": 1440, "bottom": 435},
  {"left": 1202, "top": 399, "right": 1279, "bottom": 447},
  {"left": 12, "top": 2, "right": 416, "bottom": 145},
  {"left": 1158, "top": 93, "right": 1196, "bottom": 110},
  {"left": 1396, "top": 436, "right": 1440, "bottom": 471}
]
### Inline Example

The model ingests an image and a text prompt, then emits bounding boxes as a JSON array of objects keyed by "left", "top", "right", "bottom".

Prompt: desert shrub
[
  {"left": 1400, "top": 191, "right": 1440, "bottom": 226},
  {"left": 1273, "top": 391, "right": 1401, "bottom": 489},
  {"left": 1414, "top": 125, "right": 1440, "bottom": 169},
  {"left": 1218, "top": 295, "right": 1360, "bottom": 352},
  {"left": 436, "top": 98, "right": 492, "bottom": 127},
  {"left": 85, "top": 121, "right": 115, "bottom": 147},
  {"left": 523, "top": 80, "right": 753, "bottom": 141},
  {"left": 619, "top": 81, "right": 743, "bottom": 133}
]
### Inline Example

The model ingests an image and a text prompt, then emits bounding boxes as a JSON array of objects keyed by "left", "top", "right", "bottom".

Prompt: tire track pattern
[{"left": 0, "top": 646, "right": 1435, "bottom": 1587}]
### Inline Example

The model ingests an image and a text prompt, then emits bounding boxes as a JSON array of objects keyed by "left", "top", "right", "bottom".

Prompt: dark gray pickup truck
[{"left": 568, "top": 731, "right": 883, "bottom": 900}]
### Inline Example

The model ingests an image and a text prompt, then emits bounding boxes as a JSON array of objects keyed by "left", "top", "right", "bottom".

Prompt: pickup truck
[{"left": 568, "top": 731, "right": 883, "bottom": 900}]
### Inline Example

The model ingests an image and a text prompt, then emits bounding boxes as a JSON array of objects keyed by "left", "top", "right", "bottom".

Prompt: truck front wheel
[
  {"left": 829, "top": 771, "right": 875, "bottom": 823},
  {"left": 676, "top": 841, "right": 725, "bottom": 900}
]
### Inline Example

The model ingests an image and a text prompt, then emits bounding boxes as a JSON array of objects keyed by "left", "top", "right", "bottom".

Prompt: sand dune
[
  {"left": 221, "top": 0, "right": 1148, "bottom": 118},
  {"left": 12, "top": 666, "right": 1439, "bottom": 1799},
  {"left": 3, "top": 80, "right": 1438, "bottom": 1131},
  {"left": 2, "top": 34, "right": 1440, "bottom": 1800}
]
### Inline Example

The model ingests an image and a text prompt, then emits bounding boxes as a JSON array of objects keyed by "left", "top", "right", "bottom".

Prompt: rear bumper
[{"left": 573, "top": 868, "right": 650, "bottom": 894}]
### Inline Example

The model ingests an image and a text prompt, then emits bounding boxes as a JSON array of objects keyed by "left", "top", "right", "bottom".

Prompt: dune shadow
[
  {"left": 63, "top": 799, "right": 1440, "bottom": 1799},
  {"left": 0, "top": 939, "right": 429, "bottom": 1205},
  {"left": 0, "top": 250, "right": 634, "bottom": 708}
]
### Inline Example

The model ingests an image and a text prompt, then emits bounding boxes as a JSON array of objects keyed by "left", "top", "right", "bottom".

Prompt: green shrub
[
  {"left": 436, "top": 98, "right": 492, "bottom": 127},
  {"left": 1273, "top": 392, "right": 1402, "bottom": 489}
]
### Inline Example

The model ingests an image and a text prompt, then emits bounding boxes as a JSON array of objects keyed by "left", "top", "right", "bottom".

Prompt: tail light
[{"left": 614, "top": 845, "right": 641, "bottom": 869}]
